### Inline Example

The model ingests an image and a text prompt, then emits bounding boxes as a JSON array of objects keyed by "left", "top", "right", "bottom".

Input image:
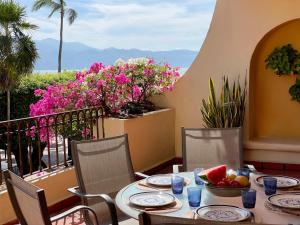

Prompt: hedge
[{"left": 0, "top": 72, "right": 75, "bottom": 121}]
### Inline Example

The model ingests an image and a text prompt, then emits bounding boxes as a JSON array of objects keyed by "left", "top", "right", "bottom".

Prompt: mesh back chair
[
  {"left": 70, "top": 134, "right": 136, "bottom": 225},
  {"left": 4, "top": 170, "right": 98, "bottom": 225},
  {"left": 138, "top": 212, "right": 270, "bottom": 225},
  {"left": 181, "top": 128, "right": 243, "bottom": 171}
]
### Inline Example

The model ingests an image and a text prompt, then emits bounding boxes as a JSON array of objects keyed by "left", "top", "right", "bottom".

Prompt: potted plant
[
  {"left": 201, "top": 76, "right": 247, "bottom": 128},
  {"left": 29, "top": 58, "right": 180, "bottom": 171},
  {"left": 265, "top": 44, "right": 300, "bottom": 76}
]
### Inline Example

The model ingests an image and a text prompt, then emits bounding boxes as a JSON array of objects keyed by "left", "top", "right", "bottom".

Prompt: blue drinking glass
[
  {"left": 237, "top": 168, "right": 250, "bottom": 179},
  {"left": 241, "top": 189, "right": 256, "bottom": 208},
  {"left": 263, "top": 177, "right": 277, "bottom": 195},
  {"left": 194, "top": 168, "right": 204, "bottom": 185},
  {"left": 187, "top": 187, "right": 202, "bottom": 207},
  {"left": 171, "top": 175, "right": 184, "bottom": 194}
]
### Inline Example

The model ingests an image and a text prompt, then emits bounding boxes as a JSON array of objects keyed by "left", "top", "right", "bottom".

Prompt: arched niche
[{"left": 249, "top": 19, "right": 300, "bottom": 142}]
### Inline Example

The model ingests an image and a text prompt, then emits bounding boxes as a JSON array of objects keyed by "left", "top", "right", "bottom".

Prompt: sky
[{"left": 17, "top": 0, "right": 216, "bottom": 51}]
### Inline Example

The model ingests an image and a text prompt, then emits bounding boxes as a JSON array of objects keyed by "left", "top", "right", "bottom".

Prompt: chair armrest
[
  {"left": 50, "top": 205, "right": 99, "bottom": 225},
  {"left": 135, "top": 172, "right": 149, "bottom": 179},
  {"left": 172, "top": 164, "right": 183, "bottom": 173},
  {"left": 67, "top": 187, "right": 118, "bottom": 225}
]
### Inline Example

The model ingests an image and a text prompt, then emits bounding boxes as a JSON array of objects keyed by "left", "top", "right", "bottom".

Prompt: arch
[{"left": 249, "top": 18, "right": 300, "bottom": 141}]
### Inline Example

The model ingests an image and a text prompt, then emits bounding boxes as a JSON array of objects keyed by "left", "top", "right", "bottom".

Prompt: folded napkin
[
  {"left": 265, "top": 201, "right": 300, "bottom": 217},
  {"left": 128, "top": 198, "right": 182, "bottom": 214}
]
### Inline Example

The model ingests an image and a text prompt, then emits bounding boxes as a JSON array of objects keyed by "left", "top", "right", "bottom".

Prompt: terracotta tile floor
[{"left": 52, "top": 212, "right": 85, "bottom": 225}]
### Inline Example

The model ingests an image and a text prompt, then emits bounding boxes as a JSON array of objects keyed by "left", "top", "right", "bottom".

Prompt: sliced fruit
[
  {"left": 199, "top": 165, "right": 227, "bottom": 185},
  {"left": 234, "top": 176, "right": 250, "bottom": 187}
]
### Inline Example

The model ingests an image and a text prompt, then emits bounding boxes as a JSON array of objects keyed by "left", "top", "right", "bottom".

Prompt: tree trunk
[
  {"left": 7, "top": 90, "right": 10, "bottom": 120},
  {"left": 58, "top": 11, "right": 64, "bottom": 73}
]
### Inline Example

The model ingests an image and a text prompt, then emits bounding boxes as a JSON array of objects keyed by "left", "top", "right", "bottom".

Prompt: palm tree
[
  {"left": 0, "top": 0, "right": 38, "bottom": 175},
  {"left": 32, "top": 0, "right": 77, "bottom": 73},
  {"left": 0, "top": 0, "right": 38, "bottom": 120}
]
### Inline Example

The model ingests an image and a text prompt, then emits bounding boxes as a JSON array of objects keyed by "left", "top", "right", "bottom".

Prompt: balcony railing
[{"left": 0, "top": 107, "right": 104, "bottom": 185}]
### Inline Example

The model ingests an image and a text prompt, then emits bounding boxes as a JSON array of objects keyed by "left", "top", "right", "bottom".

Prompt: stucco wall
[
  {"left": 104, "top": 109, "right": 175, "bottom": 171},
  {"left": 154, "top": 0, "right": 300, "bottom": 163}
]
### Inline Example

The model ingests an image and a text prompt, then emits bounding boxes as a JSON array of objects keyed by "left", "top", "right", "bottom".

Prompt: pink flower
[
  {"left": 89, "top": 62, "right": 104, "bottom": 74},
  {"left": 115, "top": 73, "right": 131, "bottom": 85},
  {"left": 75, "top": 71, "right": 85, "bottom": 81},
  {"left": 132, "top": 85, "right": 141, "bottom": 100},
  {"left": 96, "top": 80, "right": 106, "bottom": 88},
  {"left": 144, "top": 69, "right": 152, "bottom": 77},
  {"left": 75, "top": 99, "right": 84, "bottom": 109},
  {"left": 147, "top": 58, "right": 154, "bottom": 65},
  {"left": 34, "top": 89, "right": 44, "bottom": 97},
  {"left": 26, "top": 126, "right": 36, "bottom": 138},
  {"left": 81, "top": 128, "right": 90, "bottom": 138}
]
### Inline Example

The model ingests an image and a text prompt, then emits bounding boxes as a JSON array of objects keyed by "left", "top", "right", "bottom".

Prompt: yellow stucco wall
[
  {"left": 104, "top": 109, "right": 175, "bottom": 171},
  {"left": 154, "top": 0, "right": 300, "bottom": 163},
  {"left": 251, "top": 19, "right": 300, "bottom": 140}
]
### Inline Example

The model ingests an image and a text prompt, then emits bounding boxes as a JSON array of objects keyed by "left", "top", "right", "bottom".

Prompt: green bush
[
  {"left": 289, "top": 79, "right": 300, "bottom": 102},
  {"left": 0, "top": 72, "right": 75, "bottom": 121},
  {"left": 265, "top": 44, "right": 300, "bottom": 75}
]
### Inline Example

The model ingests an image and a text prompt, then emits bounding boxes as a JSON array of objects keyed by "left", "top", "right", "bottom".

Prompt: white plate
[
  {"left": 129, "top": 192, "right": 175, "bottom": 208},
  {"left": 195, "top": 205, "right": 250, "bottom": 222},
  {"left": 146, "top": 174, "right": 172, "bottom": 187},
  {"left": 256, "top": 175, "right": 300, "bottom": 188},
  {"left": 268, "top": 193, "right": 300, "bottom": 209}
]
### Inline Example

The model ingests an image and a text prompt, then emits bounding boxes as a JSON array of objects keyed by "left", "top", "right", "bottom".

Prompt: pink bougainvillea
[{"left": 29, "top": 58, "right": 180, "bottom": 139}]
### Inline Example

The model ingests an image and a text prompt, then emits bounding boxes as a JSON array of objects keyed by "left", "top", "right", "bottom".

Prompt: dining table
[{"left": 115, "top": 172, "right": 300, "bottom": 225}]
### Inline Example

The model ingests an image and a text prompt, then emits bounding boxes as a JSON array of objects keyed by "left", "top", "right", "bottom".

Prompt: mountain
[{"left": 34, "top": 38, "right": 198, "bottom": 71}]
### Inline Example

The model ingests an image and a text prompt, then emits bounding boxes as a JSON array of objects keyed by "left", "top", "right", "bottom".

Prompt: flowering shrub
[{"left": 29, "top": 58, "right": 180, "bottom": 139}]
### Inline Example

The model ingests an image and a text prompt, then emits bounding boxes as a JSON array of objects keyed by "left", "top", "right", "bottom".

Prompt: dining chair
[
  {"left": 138, "top": 212, "right": 272, "bottom": 225},
  {"left": 4, "top": 170, "right": 99, "bottom": 225},
  {"left": 179, "top": 127, "right": 243, "bottom": 172},
  {"left": 70, "top": 134, "right": 138, "bottom": 225}
]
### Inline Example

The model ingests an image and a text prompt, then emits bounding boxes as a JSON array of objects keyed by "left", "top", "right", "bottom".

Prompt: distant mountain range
[{"left": 34, "top": 38, "right": 198, "bottom": 71}]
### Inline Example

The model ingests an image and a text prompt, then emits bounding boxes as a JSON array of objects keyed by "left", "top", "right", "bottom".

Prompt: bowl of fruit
[{"left": 198, "top": 165, "right": 251, "bottom": 197}]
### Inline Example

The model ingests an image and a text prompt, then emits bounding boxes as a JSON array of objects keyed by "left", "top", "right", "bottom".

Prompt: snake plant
[{"left": 201, "top": 77, "right": 247, "bottom": 128}]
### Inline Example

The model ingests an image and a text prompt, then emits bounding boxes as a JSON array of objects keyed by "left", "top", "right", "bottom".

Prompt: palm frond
[
  {"left": 66, "top": 8, "right": 77, "bottom": 25},
  {"left": 48, "top": 2, "right": 62, "bottom": 18},
  {"left": 32, "top": 0, "right": 53, "bottom": 11}
]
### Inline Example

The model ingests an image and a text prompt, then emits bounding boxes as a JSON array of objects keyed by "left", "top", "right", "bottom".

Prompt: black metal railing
[{"left": 0, "top": 107, "right": 104, "bottom": 184}]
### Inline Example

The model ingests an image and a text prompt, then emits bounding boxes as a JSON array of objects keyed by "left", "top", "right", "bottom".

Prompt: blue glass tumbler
[
  {"left": 194, "top": 168, "right": 204, "bottom": 185},
  {"left": 237, "top": 168, "right": 250, "bottom": 179},
  {"left": 171, "top": 175, "right": 184, "bottom": 194},
  {"left": 263, "top": 177, "right": 277, "bottom": 195},
  {"left": 187, "top": 187, "right": 202, "bottom": 207},
  {"left": 241, "top": 189, "right": 256, "bottom": 208}
]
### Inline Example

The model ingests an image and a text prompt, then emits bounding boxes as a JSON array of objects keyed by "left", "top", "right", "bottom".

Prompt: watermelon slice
[{"left": 199, "top": 165, "right": 227, "bottom": 185}]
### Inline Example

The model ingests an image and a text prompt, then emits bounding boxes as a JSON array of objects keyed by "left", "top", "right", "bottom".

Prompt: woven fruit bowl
[{"left": 205, "top": 183, "right": 251, "bottom": 197}]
